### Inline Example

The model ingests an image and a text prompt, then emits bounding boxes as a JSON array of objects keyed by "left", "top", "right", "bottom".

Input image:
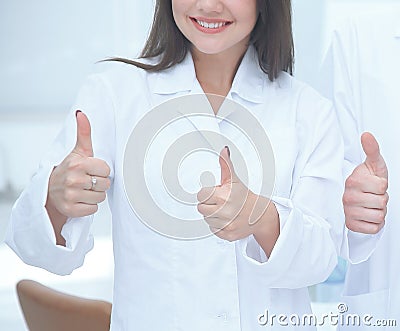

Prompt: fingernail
[
  {"left": 225, "top": 146, "right": 230, "bottom": 157},
  {"left": 75, "top": 110, "right": 82, "bottom": 117}
]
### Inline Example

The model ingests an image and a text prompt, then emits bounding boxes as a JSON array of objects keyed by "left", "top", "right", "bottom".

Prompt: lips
[{"left": 190, "top": 16, "right": 233, "bottom": 33}]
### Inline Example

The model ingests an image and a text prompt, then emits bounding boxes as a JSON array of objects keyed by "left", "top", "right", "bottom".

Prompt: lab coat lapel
[
  {"left": 230, "top": 45, "right": 266, "bottom": 104},
  {"left": 145, "top": 44, "right": 270, "bottom": 181},
  {"left": 147, "top": 51, "right": 228, "bottom": 156}
]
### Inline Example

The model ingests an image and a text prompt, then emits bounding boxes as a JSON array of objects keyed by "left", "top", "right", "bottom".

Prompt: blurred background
[{"left": 1, "top": 0, "right": 399, "bottom": 330}]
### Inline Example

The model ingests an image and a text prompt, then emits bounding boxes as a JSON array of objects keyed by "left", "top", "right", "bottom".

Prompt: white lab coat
[
  {"left": 6, "top": 45, "right": 344, "bottom": 330},
  {"left": 321, "top": 9, "right": 400, "bottom": 329}
]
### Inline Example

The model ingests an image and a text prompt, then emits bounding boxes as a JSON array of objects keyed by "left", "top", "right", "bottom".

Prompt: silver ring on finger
[{"left": 90, "top": 176, "right": 97, "bottom": 191}]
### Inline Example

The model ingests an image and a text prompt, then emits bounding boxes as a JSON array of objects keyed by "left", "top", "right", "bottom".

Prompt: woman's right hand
[{"left": 46, "top": 111, "right": 111, "bottom": 219}]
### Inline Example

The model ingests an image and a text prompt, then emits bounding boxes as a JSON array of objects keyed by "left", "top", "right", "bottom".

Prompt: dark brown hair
[{"left": 107, "top": 0, "right": 294, "bottom": 81}]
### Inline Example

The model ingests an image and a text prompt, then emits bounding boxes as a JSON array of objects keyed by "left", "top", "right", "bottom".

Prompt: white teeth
[{"left": 196, "top": 19, "right": 227, "bottom": 29}]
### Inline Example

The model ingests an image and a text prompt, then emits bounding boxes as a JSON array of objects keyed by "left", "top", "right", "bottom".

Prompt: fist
[
  {"left": 196, "top": 147, "right": 270, "bottom": 242},
  {"left": 343, "top": 132, "right": 388, "bottom": 234},
  {"left": 47, "top": 111, "right": 111, "bottom": 218}
]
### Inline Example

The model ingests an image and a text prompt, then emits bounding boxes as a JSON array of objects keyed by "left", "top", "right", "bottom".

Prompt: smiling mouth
[{"left": 190, "top": 17, "right": 233, "bottom": 30}]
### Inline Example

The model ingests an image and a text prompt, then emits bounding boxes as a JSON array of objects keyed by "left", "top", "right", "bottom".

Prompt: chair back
[{"left": 16, "top": 279, "right": 112, "bottom": 331}]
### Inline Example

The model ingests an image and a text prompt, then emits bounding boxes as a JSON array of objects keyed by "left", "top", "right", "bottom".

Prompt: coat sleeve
[
  {"left": 235, "top": 87, "right": 344, "bottom": 289},
  {"left": 5, "top": 74, "right": 116, "bottom": 275},
  {"left": 318, "top": 21, "right": 383, "bottom": 265}
]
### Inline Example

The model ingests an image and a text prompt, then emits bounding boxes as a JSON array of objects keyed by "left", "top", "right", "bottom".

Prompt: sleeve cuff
[
  {"left": 6, "top": 164, "right": 94, "bottom": 275},
  {"left": 345, "top": 227, "right": 384, "bottom": 264},
  {"left": 238, "top": 196, "right": 294, "bottom": 264},
  {"left": 235, "top": 195, "right": 338, "bottom": 288}
]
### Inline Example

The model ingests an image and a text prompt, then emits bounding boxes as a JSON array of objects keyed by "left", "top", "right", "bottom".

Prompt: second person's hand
[{"left": 343, "top": 132, "right": 389, "bottom": 234}]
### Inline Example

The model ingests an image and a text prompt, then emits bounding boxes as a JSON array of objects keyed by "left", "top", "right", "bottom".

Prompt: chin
[{"left": 191, "top": 43, "right": 231, "bottom": 56}]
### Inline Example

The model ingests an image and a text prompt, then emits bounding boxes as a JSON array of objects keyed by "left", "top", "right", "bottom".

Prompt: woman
[{"left": 6, "top": 0, "right": 344, "bottom": 329}]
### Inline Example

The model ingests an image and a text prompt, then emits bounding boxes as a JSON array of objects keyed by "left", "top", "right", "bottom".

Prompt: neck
[{"left": 191, "top": 41, "right": 249, "bottom": 98}]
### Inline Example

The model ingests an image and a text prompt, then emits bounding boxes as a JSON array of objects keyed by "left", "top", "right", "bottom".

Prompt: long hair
[{"left": 107, "top": 0, "right": 294, "bottom": 81}]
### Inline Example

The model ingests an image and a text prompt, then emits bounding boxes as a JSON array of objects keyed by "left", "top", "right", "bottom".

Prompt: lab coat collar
[
  {"left": 230, "top": 45, "right": 266, "bottom": 104},
  {"left": 150, "top": 53, "right": 197, "bottom": 95},
  {"left": 150, "top": 45, "right": 266, "bottom": 104}
]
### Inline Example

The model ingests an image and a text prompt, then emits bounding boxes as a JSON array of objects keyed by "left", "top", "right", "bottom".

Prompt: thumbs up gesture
[
  {"left": 197, "top": 147, "right": 279, "bottom": 248},
  {"left": 343, "top": 132, "right": 389, "bottom": 234},
  {"left": 46, "top": 111, "right": 111, "bottom": 219}
]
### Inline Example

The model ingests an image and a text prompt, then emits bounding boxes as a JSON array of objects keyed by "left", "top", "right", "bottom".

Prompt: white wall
[
  {"left": 0, "top": 0, "right": 154, "bottom": 114},
  {"left": 292, "top": 0, "right": 326, "bottom": 86},
  {"left": 0, "top": 0, "right": 154, "bottom": 193}
]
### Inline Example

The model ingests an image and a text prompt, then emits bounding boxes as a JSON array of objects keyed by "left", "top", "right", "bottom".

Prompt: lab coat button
[{"left": 216, "top": 312, "right": 228, "bottom": 321}]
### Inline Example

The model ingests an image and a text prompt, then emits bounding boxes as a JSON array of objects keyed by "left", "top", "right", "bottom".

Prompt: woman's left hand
[{"left": 197, "top": 147, "right": 278, "bottom": 244}]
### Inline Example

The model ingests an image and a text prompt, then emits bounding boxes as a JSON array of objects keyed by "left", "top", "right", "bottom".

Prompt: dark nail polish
[
  {"left": 225, "top": 146, "right": 230, "bottom": 157},
  {"left": 75, "top": 110, "right": 82, "bottom": 117}
]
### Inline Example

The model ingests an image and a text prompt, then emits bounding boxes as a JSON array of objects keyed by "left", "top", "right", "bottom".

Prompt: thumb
[
  {"left": 219, "top": 146, "right": 236, "bottom": 185},
  {"left": 361, "top": 132, "right": 387, "bottom": 179},
  {"left": 74, "top": 110, "right": 93, "bottom": 157}
]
